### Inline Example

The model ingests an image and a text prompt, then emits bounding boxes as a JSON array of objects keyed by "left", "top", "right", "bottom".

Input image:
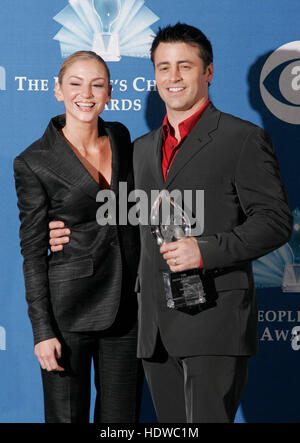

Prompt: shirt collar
[{"left": 162, "top": 98, "right": 210, "bottom": 142}]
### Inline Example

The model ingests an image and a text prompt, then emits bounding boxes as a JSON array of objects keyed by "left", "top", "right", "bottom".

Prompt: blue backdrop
[{"left": 1, "top": 0, "right": 300, "bottom": 423}]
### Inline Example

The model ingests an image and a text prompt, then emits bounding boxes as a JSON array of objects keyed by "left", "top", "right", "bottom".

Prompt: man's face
[{"left": 153, "top": 42, "right": 213, "bottom": 117}]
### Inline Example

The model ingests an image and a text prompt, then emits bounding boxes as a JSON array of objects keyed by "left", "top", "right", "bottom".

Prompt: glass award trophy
[
  {"left": 282, "top": 224, "right": 300, "bottom": 292},
  {"left": 92, "top": 0, "right": 121, "bottom": 61},
  {"left": 151, "top": 190, "right": 207, "bottom": 309}
]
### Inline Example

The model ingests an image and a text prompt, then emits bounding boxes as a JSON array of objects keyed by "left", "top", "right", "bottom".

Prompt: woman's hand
[{"left": 34, "top": 338, "right": 65, "bottom": 372}]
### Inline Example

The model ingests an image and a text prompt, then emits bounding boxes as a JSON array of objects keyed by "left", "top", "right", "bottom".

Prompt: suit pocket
[
  {"left": 48, "top": 256, "right": 94, "bottom": 282},
  {"left": 185, "top": 174, "right": 227, "bottom": 188},
  {"left": 213, "top": 270, "right": 249, "bottom": 292}
]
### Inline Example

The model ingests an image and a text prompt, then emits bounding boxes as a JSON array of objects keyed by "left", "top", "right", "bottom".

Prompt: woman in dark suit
[{"left": 14, "top": 51, "right": 141, "bottom": 423}]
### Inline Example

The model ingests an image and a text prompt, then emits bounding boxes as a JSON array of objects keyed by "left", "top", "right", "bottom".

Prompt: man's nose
[{"left": 168, "top": 66, "right": 182, "bottom": 82}]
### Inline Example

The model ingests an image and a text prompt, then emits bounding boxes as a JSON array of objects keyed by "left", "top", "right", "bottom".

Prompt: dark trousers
[
  {"left": 142, "top": 335, "right": 249, "bottom": 423},
  {"left": 41, "top": 321, "right": 142, "bottom": 423}
]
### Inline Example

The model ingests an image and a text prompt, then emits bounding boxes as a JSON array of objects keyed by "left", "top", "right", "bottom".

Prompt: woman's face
[{"left": 55, "top": 58, "right": 111, "bottom": 125}]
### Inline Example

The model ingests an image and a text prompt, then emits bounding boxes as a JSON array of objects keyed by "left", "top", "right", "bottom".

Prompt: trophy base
[
  {"left": 282, "top": 264, "right": 300, "bottom": 292},
  {"left": 163, "top": 268, "right": 207, "bottom": 310}
]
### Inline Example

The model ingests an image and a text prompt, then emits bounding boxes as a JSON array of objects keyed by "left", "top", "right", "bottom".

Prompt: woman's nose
[{"left": 81, "top": 83, "right": 92, "bottom": 98}]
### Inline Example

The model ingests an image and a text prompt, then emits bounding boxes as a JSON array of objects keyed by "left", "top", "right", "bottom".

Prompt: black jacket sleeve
[
  {"left": 14, "top": 156, "right": 56, "bottom": 345},
  {"left": 197, "top": 128, "right": 293, "bottom": 270}
]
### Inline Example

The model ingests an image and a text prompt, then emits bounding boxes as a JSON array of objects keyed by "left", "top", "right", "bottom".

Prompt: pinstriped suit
[{"left": 14, "top": 115, "right": 141, "bottom": 422}]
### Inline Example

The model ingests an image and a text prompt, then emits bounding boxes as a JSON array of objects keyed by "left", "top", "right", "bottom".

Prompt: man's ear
[
  {"left": 205, "top": 63, "right": 214, "bottom": 83},
  {"left": 54, "top": 81, "right": 64, "bottom": 102}
]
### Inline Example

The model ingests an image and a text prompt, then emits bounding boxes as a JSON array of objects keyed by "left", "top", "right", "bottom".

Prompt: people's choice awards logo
[
  {"left": 253, "top": 208, "right": 300, "bottom": 292},
  {"left": 0, "top": 66, "right": 6, "bottom": 91},
  {"left": 260, "top": 41, "right": 300, "bottom": 124},
  {"left": 53, "top": 0, "right": 159, "bottom": 61}
]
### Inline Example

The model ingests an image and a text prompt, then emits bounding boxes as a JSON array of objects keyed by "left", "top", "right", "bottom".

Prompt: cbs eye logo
[{"left": 260, "top": 41, "right": 300, "bottom": 125}]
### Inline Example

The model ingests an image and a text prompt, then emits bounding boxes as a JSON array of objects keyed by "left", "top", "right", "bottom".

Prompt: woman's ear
[
  {"left": 54, "top": 81, "right": 64, "bottom": 102},
  {"left": 106, "top": 83, "right": 112, "bottom": 105}
]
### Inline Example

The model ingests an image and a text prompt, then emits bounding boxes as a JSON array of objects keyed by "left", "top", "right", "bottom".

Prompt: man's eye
[
  {"left": 70, "top": 83, "right": 80, "bottom": 86},
  {"left": 93, "top": 84, "right": 104, "bottom": 87}
]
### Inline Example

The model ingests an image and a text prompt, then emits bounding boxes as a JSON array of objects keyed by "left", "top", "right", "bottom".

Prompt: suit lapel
[
  {"left": 152, "top": 126, "right": 165, "bottom": 189},
  {"left": 165, "top": 103, "right": 221, "bottom": 188},
  {"left": 103, "top": 122, "right": 120, "bottom": 195},
  {"left": 45, "top": 116, "right": 120, "bottom": 199}
]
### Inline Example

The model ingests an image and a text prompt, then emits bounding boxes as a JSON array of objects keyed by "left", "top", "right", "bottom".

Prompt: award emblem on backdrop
[
  {"left": 151, "top": 190, "right": 207, "bottom": 311},
  {"left": 92, "top": 0, "right": 121, "bottom": 61},
  {"left": 252, "top": 209, "right": 300, "bottom": 293},
  {"left": 53, "top": 0, "right": 159, "bottom": 61},
  {"left": 282, "top": 216, "right": 300, "bottom": 292}
]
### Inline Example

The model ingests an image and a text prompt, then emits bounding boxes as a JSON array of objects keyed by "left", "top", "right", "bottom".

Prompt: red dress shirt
[
  {"left": 162, "top": 99, "right": 210, "bottom": 180},
  {"left": 161, "top": 99, "right": 210, "bottom": 268}
]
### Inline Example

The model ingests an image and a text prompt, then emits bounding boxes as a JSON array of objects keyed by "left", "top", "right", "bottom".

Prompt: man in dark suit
[
  {"left": 50, "top": 24, "right": 292, "bottom": 422},
  {"left": 132, "top": 23, "right": 292, "bottom": 423}
]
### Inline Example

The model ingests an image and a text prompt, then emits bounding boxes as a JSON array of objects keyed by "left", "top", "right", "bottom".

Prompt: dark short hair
[{"left": 150, "top": 23, "right": 213, "bottom": 69}]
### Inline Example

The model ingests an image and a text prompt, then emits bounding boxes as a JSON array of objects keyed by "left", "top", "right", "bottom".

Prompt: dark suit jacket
[
  {"left": 14, "top": 115, "right": 140, "bottom": 345},
  {"left": 133, "top": 103, "right": 292, "bottom": 358}
]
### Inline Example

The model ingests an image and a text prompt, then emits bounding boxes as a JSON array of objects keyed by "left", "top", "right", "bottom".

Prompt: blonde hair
[{"left": 58, "top": 51, "right": 110, "bottom": 84}]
